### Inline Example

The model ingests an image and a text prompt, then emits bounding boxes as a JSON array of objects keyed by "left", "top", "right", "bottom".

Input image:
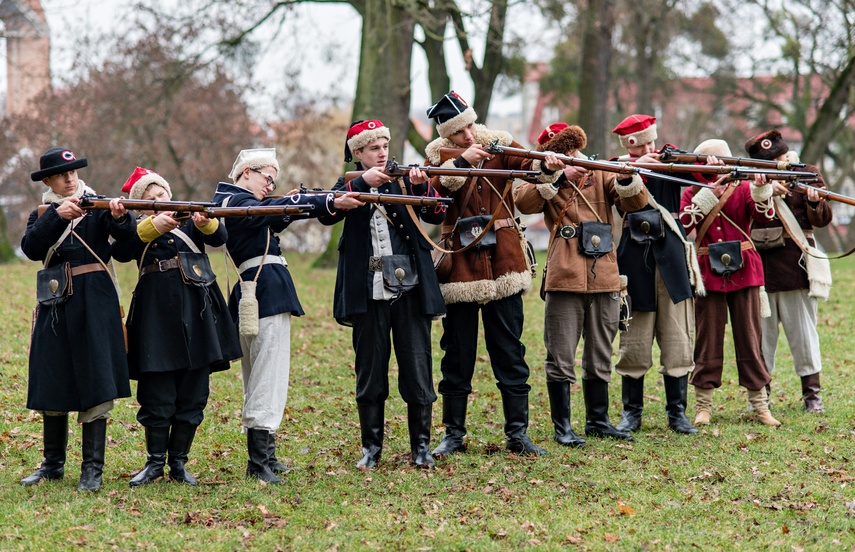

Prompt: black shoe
[
  {"left": 502, "top": 394, "right": 547, "bottom": 456},
  {"left": 431, "top": 396, "right": 468, "bottom": 456},
  {"left": 167, "top": 423, "right": 198, "bottom": 485},
  {"left": 408, "top": 404, "right": 435, "bottom": 469},
  {"left": 20, "top": 414, "right": 68, "bottom": 486},
  {"left": 268, "top": 435, "right": 299, "bottom": 475},
  {"left": 546, "top": 381, "right": 585, "bottom": 448},
  {"left": 583, "top": 378, "right": 633, "bottom": 441},
  {"left": 129, "top": 426, "right": 169, "bottom": 487},
  {"left": 801, "top": 373, "right": 824, "bottom": 414},
  {"left": 615, "top": 375, "right": 644, "bottom": 432},
  {"left": 356, "top": 403, "right": 384, "bottom": 469},
  {"left": 78, "top": 418, "right": 107, "bottom": 492},
  {"left": 246, "top": 429, "right": 282, "bottom": 484},
  {"left": 663, "top": 375, "right": 698, "bottom": 434}
]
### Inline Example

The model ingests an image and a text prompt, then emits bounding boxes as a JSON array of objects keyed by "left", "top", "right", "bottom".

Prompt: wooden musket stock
[
  {"left": 657, "top": 145, "right": 807, "bottom": 170},
  {"left": 295, "top": 187, "right": 453, "bottom": 207},
  {"left": 343, "top": 160, "right": 540, "bottom": 183}
]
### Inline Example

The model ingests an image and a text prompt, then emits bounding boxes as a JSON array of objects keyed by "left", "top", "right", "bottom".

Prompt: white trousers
[
  {"left": 240, "top": 313, "right": 291, "bottom": 431},
  {"left": 762, "top": 289, "right": 822, "bottom": 377}
]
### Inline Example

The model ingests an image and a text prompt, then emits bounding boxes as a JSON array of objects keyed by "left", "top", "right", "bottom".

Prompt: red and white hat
[
  {"left": 612, "top": 114, "right": 658, "bottom": 148},
  {"left": 537, "top": 123, "right": 569, "bottom": 146},
  {"left": 344, "top": 119, "right": 391, "bottom": 163},
  {"left": 229, "top": 148, "right": 280, "bottom": 183},
  {"left": 122, "top": 167, "right": 171, "bottom": 200}
]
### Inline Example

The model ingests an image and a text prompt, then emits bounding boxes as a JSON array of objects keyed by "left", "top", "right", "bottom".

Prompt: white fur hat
[
  {"left": 694, "top": 139, "right": 733, "bottom": 158},
  {"left": 229, "top": 148, "right": 280, "bottom": 183}
]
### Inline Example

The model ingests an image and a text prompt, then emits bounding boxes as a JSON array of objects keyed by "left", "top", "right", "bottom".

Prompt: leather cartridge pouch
[
  {"left": 458, "top": 215, "right": 496, "bottom": 249},
  {"left": 750, "top": 227, "right": 785, "bottom": 250},
  {"left": 177, "top": 252, "right": 216, "bottom": 287},
  {"left": 36, "top": 262, "right": 73, "bottom": 306},
  {"left": 627, "top": 210, "right": 664, "bottom": 244},
  {"left": 577, "top": 221, "right": 613, "bottom": 257},
  {"left": 707, "top": 240, "right": 744, "bottom": 276},
  {"left": 381, "top": 255, "right": 419, "bottom": 294}
]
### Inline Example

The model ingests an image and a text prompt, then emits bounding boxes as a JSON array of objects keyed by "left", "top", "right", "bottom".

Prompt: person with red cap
[
  {"left": 423, "top": 91, "right": 563, "bottom": 457},
  {"left": 515, "top": 123, "right": 649, "bottom": 445},
  {"left": 112, "top": 168, "right": 242, "bottom": 487},
  {"left": 745, "top": 130, "right": 832, "bottom": 414},
  {"left": 679, "top": 139, "right": 780, "bottom": 427},
  {"left": 610, "top": 114, "right": 703, "bottom": 435},
  {"left": 318, "top": 120, "right": 446, "bottom": 469},
  {"left": 20, "top": 147, "right": 136, "bottom": 492},
  {"left": 212, "top": 148, "right": 362, "bottom": 484}
]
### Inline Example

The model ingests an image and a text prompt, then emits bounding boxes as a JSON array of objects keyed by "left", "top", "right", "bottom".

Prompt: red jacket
[{"left": 680, "top": 181, "right": 774, "bottom": 292}]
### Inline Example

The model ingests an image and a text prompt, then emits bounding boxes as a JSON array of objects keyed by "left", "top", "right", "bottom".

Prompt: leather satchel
[
  {"left": 177, "top": 252, "right": 216, "bottom": 287},
  {"left": 382, "top": 255, "right": 419, "bottom": 294},
  {"left": 627, "top": 210, "right": 664, "bottom": 244},
  {"left": 577, "top": 221, "right": 613, "bottom": 257},
  {"left": 458, "top": 215, "right": 496, "bottom": 249},
  {"left": 708, "top": 240, "right": 744, "bottom": 276},
  {"left": 750, "top": 227, "right": 785, "bottom": 250},
  {"left": 36, "top": 262, "right": 73, "bottom": 306}
]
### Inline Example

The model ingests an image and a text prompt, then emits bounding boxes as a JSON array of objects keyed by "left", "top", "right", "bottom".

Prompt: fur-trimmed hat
[
  {"left": 694, "top": 139, "right": 733, "bottom": 158},
  {"left": 537, "top": 123, "right": 588, "bottom": 154},
  {"left": 229, "top": 148, "right": 279, "bottom": 183},
  {"left": 745, "top": 130, "right": 789, "bottom": 161},
  {"left": 612, "top": 114, "right": 658, "bottom": 149},
  {"left": 122, "top": 167, "right": 172, "bottom": 200},
  {"left": 344, "top": 119, "right": 391, "bottom": 163},
  {"left": 426, "top": 90, "right": 478, "bottom": 138},
  {"left": 31, "top": 147, "right": 88, "bottom": 181}
]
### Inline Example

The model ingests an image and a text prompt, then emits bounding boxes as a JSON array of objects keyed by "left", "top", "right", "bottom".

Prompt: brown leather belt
[
  {"left": 493, "top": 217, "right": 516, "bottom": 230},
  {"left": 70, "top": 263, "right": 106, "bottom": 277},
  {"left": 697, "top": 241, "right": 753, "bottom": 256},
  {"left": 140, "top": 257, "right": 179, "bottom": 276}
]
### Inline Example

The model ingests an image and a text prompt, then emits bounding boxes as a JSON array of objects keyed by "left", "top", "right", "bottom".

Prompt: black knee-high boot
[
  {"left": 20, "top": 414, "right": 68, "bottom": 486},
  {"left": 431, "top": 395, "right": 467, "bottom": 456},
  {"left": 356, "top": 403, "right": 384, "bottom": 469},
  {"left": 546, "top": 381, "right": 586, "bottom": 448},
  {"left": 168, "top": 423, "right": 198, "bottom": 485},
  {"left": 408, "top": 404, "right": 435, "bottom": 469},
  {"left": 503, "top": 394, "right": 547, "bottom": 456},
  {"left": 129, "top": 426, "right": 169, "bottom": 487},
  {"left": 246, "top": 428, "right": 282, "bottom": 484},
  {"left": 583, "top": 378, "right": 633, "bottom": 441},
  {"left": 663, "top": 375, "right": 698, "bottom": 434},
  {"left": 78, "top": 418, "right": 107, "bottom": 492},
  {"left": 268, "top": 436, "right": 299, "bottom": 475},
  {"left": 615, "top": 375, "right": 644, "bottom": 432}
]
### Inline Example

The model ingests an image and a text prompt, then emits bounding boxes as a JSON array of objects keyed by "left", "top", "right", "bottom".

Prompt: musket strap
[{"left": 695, "top": 182, "right": 737, "bottom": 245}]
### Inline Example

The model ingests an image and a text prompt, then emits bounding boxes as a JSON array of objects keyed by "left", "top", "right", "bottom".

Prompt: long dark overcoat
[
  {"left": 22, "top": 206, "right": 136, "bottom": 412},
  {"left": 112, "top": 219, "right": 242, "bottom": 379}
]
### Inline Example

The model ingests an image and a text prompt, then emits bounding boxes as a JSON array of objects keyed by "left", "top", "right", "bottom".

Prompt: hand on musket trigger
[
  {"left": 408, "top": 166, "right": 428, "bottom": 185},
  {"left": 562, "top": 164, "right": 588, "bottom": 184},
  {"left": 460, "top": 144, "right": 491, "bottom": 165},
  {"left": 362, "top": 166, "right": 394, "bottom": 187},
  {"left": 152, "top": 212, "right": 179, "bottom": 234},
  {"left": 109, "top": 197, "right": 128, "bottom": 220},
  {"left": 635, "top": 152, "right": 661, "bottom": 164},
  {"left": 333, "top": 191, "right": 364, "bottom": 211},
  {"left": 55, "top": 197, "right": 85, "bottom": 221}
]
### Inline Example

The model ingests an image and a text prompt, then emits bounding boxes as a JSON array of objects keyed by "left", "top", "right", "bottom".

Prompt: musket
[
  {"left": 37, "top": 194, "right": 221, "bottom": 218},
  {"left": 343, "top": 159, "right": 541, "bottom": 183},
  {"left": 295, "top": 185, "right": 453, "bottom": 207},
  {"left": 458, "top": 141, "right": 713, "bottom": 188},
  {"left": 787, "top": 181, "right": 855, "bottom": 207},
  {"left": 174, "top": 205, "right": 316, "bottom": 219},
  {"left": 625, "top": 162, "right": 817, "bottom": 181},
  {"left": 657, "top": 144, "right": 807, "bottom": 170}
]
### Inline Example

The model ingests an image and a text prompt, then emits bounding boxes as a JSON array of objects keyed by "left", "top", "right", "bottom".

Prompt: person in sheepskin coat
[{"left": 423, "top": 91, "right": 563, "bottom": 457}]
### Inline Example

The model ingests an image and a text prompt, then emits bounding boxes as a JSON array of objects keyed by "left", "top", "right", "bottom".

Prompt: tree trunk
[
  {"left": 314, "top": 0, "right": 416, "bottom": 268},
  {"left": 801, "top": 54, "right": 855, "bottom": 165},
  {"left": 577, "top": 0, "right": 615, "bottom": 157},
  {"left": 0, "top": 207, "right": 16, "bottom": 263}
]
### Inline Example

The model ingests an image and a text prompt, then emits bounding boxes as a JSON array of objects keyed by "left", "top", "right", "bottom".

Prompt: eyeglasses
[{"left": 250, "top": 168, "right": 277, "bottom": 191}]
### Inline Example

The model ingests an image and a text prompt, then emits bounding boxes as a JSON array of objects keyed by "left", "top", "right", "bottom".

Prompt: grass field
[{"left": 0, "top": 251, "right": 853, "bottom": 551}]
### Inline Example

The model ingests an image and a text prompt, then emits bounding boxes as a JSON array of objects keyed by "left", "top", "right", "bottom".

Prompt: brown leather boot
[
  {"left": 747, "top": 388, "right": 781, "bottom": 427},
  {"left": 693, "top": 387, "right": 713, "bottom": 425},
  {"left": 801, "top": 373, "right": 824, "bottom": 414}
]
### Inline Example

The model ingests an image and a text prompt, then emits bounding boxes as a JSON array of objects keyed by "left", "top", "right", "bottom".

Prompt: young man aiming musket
[
  {"left": 423, "top": 91, "right": 563, "bottom": 457},
  {"left": 212, "top": 148, "right": 362, "bottom": 484},
  {"left": 318, "top": 120, "right": 447, "bottom": 469}
]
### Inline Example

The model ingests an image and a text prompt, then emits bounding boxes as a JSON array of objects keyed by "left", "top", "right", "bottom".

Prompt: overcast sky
[{"left": 1, "top": 0, "right": 554, "bottom": 119}]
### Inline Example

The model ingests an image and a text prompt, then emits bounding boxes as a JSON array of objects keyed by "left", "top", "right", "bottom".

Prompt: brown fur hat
[
  {"left": 536, "top": 124, "right": 588, "bottom": 154},
  {"left": 745, "top": 129, "right": 789, "bottom": 161}
]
